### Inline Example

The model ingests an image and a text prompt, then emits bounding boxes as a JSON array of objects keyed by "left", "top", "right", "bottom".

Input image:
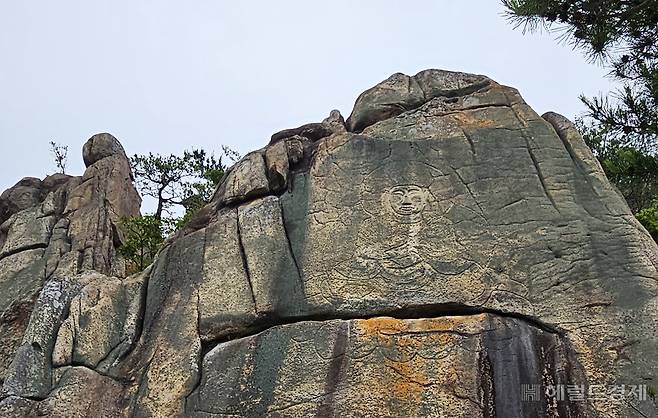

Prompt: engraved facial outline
[{"left": 385, "top": 185, "right": 430, "bottom": 220}]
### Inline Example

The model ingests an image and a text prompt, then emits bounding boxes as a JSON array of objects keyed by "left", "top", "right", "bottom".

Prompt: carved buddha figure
[
  {"left": 384, "top": 185, "right": 430, "bottom": 224},
  {"left": 332, "top": 183, "right": 478, "bottom": 294}
]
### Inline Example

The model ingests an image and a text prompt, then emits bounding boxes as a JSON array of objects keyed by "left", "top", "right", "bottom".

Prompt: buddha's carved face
[{"left": 386, "top": 185, "right": 429, "bottom": 220}]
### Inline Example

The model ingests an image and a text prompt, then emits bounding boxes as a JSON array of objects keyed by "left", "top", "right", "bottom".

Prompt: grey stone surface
[
  {"left": 264, "top": 140, "right": 290, "bottom": 192},
  {"left": 323, "top": 109, "right": 347, "bottom": 134},
  {"left": 120, "top": 229, "right": 205, "bottom": 417},
  {"left": 346, "top": 69, "right": 492, "bottom": 133},
  {"left": 270, "top": 115, "right": 341, "bottom": 144},
  {"left": 124, "top": 70, "right": 658, "bottom": 417},
  {"left": 34, "top": 366, "right": 125, "bottom": 417},
  {"left": 285, "top": 136, "right": 305, "bottom": 166},
  {"left": 0, "top": 395, "right": 37, "bottom": 417},
  {"left": 0, "top": 208, "right": 56, "bottom": 258},
  {"left": 82, "top": 132, "right": 129, "bottom": 167},
  {"left": 214, "top": 151, "right": 270, "bottom": 206},
  {"left": 199, "top": 209, "right": 256, "bottom": 341},
  {"left": 238, "top": 195, "right": 306, "bottom": 317},
  {"left": 0, "top": 177, "right": 43, "bottom": 226},
  {"left": 3, "top": 277, "right": 83, "bottom": 398},
  {"left": 346, "top": 72, "right": 426, "bottom": 133},
  {"left": 52, "top": 276, "right": 126, "bottom": 368}
]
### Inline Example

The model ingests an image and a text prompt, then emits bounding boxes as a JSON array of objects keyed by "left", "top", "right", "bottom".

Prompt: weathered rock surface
[
  {"left": 1, "top": 70, "right": 658, "bottom": 417},
  {"left": 185, "top": 315, "right": 591, "bottom": 417},
  {"left": 0, "top": 133, "right": 140, "bottom": 406}
]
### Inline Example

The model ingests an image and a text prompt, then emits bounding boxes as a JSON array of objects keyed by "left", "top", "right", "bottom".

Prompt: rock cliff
[{"left": 1, "top": 70, "right": 657, "bottom": 417}]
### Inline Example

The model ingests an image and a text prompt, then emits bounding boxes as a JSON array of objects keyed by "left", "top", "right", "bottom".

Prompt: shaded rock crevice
[
  {"left": 278, "top": 199, "right": 304, "bottom": 289},
  {"left": 235, "top": 209, "right": 258, "bottom": 315},
  {"left": 199, "top": 302, "right": 566, "bottom": 357},
  {"left": 0, "top": 243, "right": 49, "bottom": 263},
  {"left": 524, "top": 133, "right": 561, "bottom": 214}
]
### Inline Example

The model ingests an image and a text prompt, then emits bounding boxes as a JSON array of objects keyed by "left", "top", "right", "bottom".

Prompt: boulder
[
  {"left": 81, "top": 132, "right": 129, "bottom": 167},
  {"left": 214, "top": 151, "right": 270, "bottom": 206}
]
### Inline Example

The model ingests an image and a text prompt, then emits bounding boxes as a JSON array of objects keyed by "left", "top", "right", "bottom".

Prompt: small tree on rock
[{"left": 49, "top": 141, "right": 68, "bottom": 174}]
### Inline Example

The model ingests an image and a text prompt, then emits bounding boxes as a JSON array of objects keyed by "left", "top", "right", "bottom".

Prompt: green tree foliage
[
  {"left": 117, "top": 215, "right": 164, "bottom": 272},
  {"left": 119, "top": 147, "right": 239, "bottom": 271},
  {"left": 172, "top": 165, "right": 225, "bottom": 230},
  {"left": 504, "top": 0, "right": 658, "bottom": 239},
  {"left": 130, "top": 149, "right": 229, "bottom": 222},
  {"left": 601, "top": 148, "right": 658, "bottom": 211},
  {"left": 578, "top": 118, "right": 658, "bottom": 212},
  {"left": 503, "top": 0, "right": 658, "bottom": 152},
  {"left": 636, "top": 199, "right": 658, "bottom": 242}
]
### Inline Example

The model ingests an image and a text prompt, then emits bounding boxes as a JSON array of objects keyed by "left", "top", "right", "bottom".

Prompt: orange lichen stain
[
  {"left": 355, "top": 317, "right": 405, "bottom": 339},
  {"left": 354, "top": 315, "right": 486, "bottom": 342},
  {"left": 406, "top": 314, "right": 486, "bottom": 333},
  {"left": 568, "top": 330, "right": 608, "bottom": 385},
  {"left": 355, "top": 315, "right": 486, "bottom": 410},
  {"left": 452, "top": 111, "right": 496, "bottom": 129},
  {"left": 385, "top": 356, "right": 429, "bottom": 403}
]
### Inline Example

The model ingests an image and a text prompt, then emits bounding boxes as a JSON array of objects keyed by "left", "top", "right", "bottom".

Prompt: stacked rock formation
[
  {"left": 0, "top": 133, "right": 141, "bottom": 416},
  {"left": 1, "top": 70, "right": 657, "bottom": 417}
]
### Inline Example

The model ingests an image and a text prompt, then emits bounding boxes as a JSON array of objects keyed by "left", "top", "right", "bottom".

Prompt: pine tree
[{"left": 503, "top": 0, "right": 658, "bottom": 151}]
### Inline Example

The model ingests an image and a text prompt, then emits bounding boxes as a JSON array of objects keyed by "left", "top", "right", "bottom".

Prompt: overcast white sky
[{"left": 1, "top": 1, "right": 616, "bottom": 197}]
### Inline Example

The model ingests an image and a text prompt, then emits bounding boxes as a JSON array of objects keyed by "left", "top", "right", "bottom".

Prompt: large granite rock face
[{"left": 2, "top": 71, "right": 658, "bottom": 417}]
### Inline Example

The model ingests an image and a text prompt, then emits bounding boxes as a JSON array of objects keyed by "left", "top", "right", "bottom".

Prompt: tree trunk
[{"left": 155, "top": 188, "right": 165, "bottom": 220}]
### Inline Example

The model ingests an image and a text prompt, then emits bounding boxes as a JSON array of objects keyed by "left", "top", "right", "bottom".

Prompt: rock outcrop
[
  {"left": 0, "top": 133, "right": 140, "bottom": 409},
  {"left": 1, "top": 70, "right": 657, "bottom": 417}
]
